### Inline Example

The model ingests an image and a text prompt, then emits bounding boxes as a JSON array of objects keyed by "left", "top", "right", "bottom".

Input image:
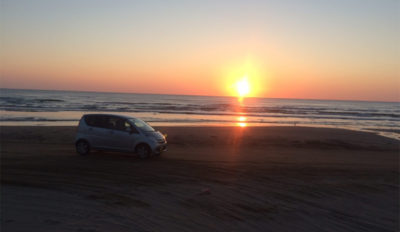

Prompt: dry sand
[{"left": 1, "top": 126, "right": 399, "bottom": 232}]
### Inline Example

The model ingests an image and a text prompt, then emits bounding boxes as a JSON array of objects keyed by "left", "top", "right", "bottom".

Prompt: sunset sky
[{"left": 1, "top": 0, "right": 399, "bottom": 101}]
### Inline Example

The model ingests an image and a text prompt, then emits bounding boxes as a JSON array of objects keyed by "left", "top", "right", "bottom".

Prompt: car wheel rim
[{"left": 138, "top": 146, "right": 148, "bottom": 158}]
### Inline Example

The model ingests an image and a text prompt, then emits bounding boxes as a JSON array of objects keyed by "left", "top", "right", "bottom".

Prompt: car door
[
  {"left": 106, "top": 117, "right": 137, "bottom": 151},
  {"left": 85, "top": 115, "right": 112, "bottom": 149}
]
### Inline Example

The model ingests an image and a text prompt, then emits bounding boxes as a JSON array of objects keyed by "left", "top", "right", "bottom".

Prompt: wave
[
  {"left": 1, "top": 90, "right": 399, "bottom": 123},
  {"left": 0, "top": 96, "right": 64, "bottom": 103},
  {"left": 1, "top": 104, "right": 399, "bottom": 121},
  {"left": 0, "top": 117, "right": 77, "bottom": 122}
]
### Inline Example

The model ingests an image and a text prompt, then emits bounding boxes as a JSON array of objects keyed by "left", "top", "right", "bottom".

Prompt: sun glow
[
  {"left": 236, "top": 77, "right": 250, "bottom": 97},
  {"left": 221, "top": 58, "right": 268, "bottom": 99}
]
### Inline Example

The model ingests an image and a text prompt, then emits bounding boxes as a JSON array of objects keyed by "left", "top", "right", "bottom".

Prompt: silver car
[{"left": 75, "top": 114, "right": 167, "bottom": 158}]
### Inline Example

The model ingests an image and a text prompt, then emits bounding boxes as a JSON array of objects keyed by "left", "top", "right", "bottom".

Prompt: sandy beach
[{"left": 1, "top": 126, "right": 399, "bottom": 232}]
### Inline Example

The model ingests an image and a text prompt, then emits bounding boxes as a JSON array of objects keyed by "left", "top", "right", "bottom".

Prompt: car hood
[{"left": 145, "top": 131, "right": 166, "bottom": 141}]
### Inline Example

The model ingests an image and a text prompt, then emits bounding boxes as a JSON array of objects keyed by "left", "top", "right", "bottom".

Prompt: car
[{"left": 75, "top": 114, "right": 167, "bottom": 158}]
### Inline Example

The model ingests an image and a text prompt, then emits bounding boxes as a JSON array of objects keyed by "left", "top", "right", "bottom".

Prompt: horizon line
[{"left": 1, "top": 87, "right": 398, "bottom": 104}]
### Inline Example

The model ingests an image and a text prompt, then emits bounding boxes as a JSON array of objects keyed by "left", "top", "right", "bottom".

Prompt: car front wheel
[{"left": 136, "top": 144, "right": 151, "bottom": 159}]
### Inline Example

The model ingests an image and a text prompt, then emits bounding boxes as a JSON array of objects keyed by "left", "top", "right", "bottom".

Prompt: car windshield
[{"left": 128, "top": 118, "right": 155, "bottom": 132}]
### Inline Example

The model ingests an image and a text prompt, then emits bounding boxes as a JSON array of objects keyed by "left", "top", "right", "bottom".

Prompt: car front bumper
[{"left": 154, "top": 143, "right": 167, "bottom": 154}]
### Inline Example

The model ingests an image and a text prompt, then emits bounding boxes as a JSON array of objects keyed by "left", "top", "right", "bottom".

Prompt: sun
[
  {"left": 222, "top": 59, "right": 267, "bottom": 98},
  {"left": 236, "top": 76, "right": 250, "bottom": 97}
]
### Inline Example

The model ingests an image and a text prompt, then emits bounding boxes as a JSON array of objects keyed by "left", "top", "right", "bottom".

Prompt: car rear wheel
[
  {"left": 76, "top": 140, "right": 90, "bottom": 155},
  {"left": 136, "top": 144, "right": 151, "bottom": 159}
]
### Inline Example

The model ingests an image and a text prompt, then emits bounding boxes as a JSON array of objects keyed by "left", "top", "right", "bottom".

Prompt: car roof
[{"left": 83, "top": 114, "right": 136, "bottom": 120}]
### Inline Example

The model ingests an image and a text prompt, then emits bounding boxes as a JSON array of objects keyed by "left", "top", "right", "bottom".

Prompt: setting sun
[
  {"left": 236, "top": 77, "right": 250, "bottom": 97},
  {"left": 222, "top": 59, "right": 267, "bottom": 99}
]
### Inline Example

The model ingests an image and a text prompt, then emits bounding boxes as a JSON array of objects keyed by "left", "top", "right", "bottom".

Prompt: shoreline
[{"left": 1, "top": 123, "right": 399, "bottom": 141}]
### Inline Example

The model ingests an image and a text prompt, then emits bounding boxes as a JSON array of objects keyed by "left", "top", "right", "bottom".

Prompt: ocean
[{"left": 1, "top": 88, "right": 399, "bottom": 139}]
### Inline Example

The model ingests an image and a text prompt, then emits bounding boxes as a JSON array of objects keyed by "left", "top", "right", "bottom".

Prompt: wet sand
[{"left": 1, "top": 126, "right": 399, "bottom": 232}]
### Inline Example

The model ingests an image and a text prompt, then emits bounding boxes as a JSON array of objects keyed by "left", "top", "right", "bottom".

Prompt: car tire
[
  {"left": 136, "top": 144, "right": 151, "bottom": 159},
  {"left": 76, "top": 140, "right": 90, "bottom": 155}
]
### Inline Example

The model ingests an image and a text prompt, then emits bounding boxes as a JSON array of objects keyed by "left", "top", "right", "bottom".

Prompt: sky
[{"left": 1, "top": 0, "right": 399, "bottom": 101}]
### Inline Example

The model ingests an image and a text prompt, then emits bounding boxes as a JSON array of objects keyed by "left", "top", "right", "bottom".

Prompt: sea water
[{"left": 1, "top": 88, "right": 399, "bottom": 139}]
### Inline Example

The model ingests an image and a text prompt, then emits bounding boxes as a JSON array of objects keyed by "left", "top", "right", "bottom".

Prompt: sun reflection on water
[{"left": 237, "top": 116, "right": 247, "bottom": 127}]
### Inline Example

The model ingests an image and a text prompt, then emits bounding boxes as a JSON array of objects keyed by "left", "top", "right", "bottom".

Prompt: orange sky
[{"left": 1, "top": 1, "right": 399, "bottom": 102}]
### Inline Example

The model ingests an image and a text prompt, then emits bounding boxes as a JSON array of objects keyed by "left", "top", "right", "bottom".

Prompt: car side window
[
  {"left": 105, "top": 117, "right": 134, "bottom": 132},
  {"left": 119, "top": 120, "right": 139, "bottom": 133},
  {"left": 106, "top": 116, "right": 118, "bottom": 129},
  {"left": 115, "top": 119, "right": 130, "bottom": 132},
  {"left": 84, "top": 116, "right": 139, "bottom": 133},
  {"left": 97, "top": 116, "right": 109, "bottom": 128},
  {"left": 85, "top": 115, "right": 107, "bottom": 128},
  {"left": 129, "top": 123, "right": 139, "bottom": 134},
  {"left": 84, "top": 115, "right": 95, "bottom": 126},
  {"left": 122, "top": 121, "right": 131, "bottom": 132}
]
